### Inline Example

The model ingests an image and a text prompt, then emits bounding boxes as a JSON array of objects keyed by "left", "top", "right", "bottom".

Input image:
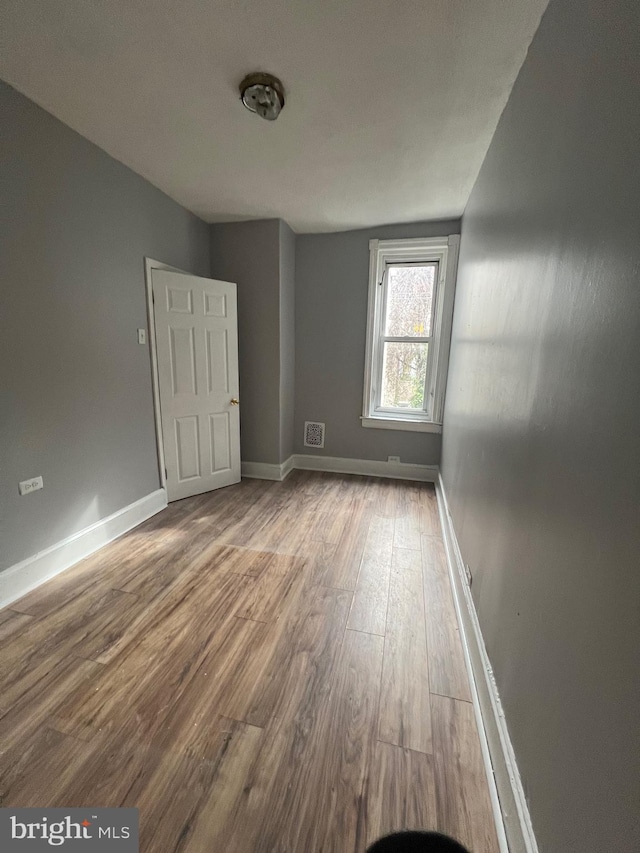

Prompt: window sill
[{"left": 360, "top": 416, "right": 442, "bottom": 434}]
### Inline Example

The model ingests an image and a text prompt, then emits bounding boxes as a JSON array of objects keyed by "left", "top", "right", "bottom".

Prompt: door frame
[{"left": 144, "top": 257, "right": 190, "bottom": 492}]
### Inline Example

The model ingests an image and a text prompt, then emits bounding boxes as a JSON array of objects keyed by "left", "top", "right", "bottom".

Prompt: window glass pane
[
  {"left": 381, "top": 341, "right": 428, "bottom": 409},
  {"left": 385, "top": 263, "right": 437, "bottom": 337}
]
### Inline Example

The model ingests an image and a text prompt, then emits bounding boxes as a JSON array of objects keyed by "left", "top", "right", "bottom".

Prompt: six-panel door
[{"left": 152, "top": 269, "right": 241, "bottom": 501}]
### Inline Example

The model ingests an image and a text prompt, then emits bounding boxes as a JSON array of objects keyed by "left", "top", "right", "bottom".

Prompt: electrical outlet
[
  {"left": 465, "top": 564, "right": 473, "bottom": 586},
  {"left": 19, "top": 476, "right": 43, "bottom": 496},
  {"left": 388, "top": 455, "right": 400, "bottom": 464},
  {"left": 137, "top": 328, "right": 147, "bottom": 345}
]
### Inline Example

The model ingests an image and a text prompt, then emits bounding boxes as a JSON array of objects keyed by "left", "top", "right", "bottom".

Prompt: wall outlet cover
[
  {"left": 19, "top": 476, "right": 44, "bottom": 496},
  {"left": 388, "top": 456, "right": 401, "bottom": 463},
  {"left": 465, "top": 564, "right": 473, "bottom": 586}
]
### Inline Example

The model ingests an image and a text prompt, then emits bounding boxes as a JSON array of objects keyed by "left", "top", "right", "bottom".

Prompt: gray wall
[
  {"left": 295, "top": 220, "right": 459, "bottom": 464},
  {"left": 210, "top": 219, "right": 282, "bottom": 465},
  {"left": 0, "top": 81, "right": 210, "bottom": 572},
  {"left": 442, "top": 0, "right": 640, "bottom": 849},
  {"left": 279, "top": 220, "right": 296, "bottom": 463}
]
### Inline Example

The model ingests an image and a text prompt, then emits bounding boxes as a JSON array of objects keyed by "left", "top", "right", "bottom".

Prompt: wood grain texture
[
  {"left": 50, "top": 573, "right": 249, "bottom": 741},
  {"left": 348, "top": 516, "right": 394, "bottom": 635},
  {"left": 242, "top": 628, "right": 384, "bottom": 853},
  {"left": 432, "top": 694, "right": 500, "bottom": 852},
  {"left": 0, "top": 473, "right": 498, "bottom": 851},
  {"left": 0, "top": 655, "right": 103, "bottom": 762},
  {"left": 284, "top": 629, "right": 384, "bottom": 853},
  {"left": 244, "top": 583, "right": 352, "bottom": 729},
  {"left": 233, "top": 552, "right": 306, "bottom": 622},
  {"left": 0, "top": 609, "right": 34, "bottom": 643},
  {"left": 379, "top": 547, "right": 432, "bottom": 753},
  {"left": 170, "top": 719, "right": 264, "bottom": 853},
  {"left": 417, "top": 483, "right": 441, "bottom": 536},
  {"left": 321, "top": 497, "right": 370, "bottom": 589},
  {"left": 364, "top": 741, "right": 438, "bottom": 846},
  {"left": 393, "top": 488, "right": 423, "bottom": 551},
  {"left": 422, "top": 535, "right": 472, "bottom": 702},
  {"left": 0, "top": 588, "right": 139, "bottom": 709}
]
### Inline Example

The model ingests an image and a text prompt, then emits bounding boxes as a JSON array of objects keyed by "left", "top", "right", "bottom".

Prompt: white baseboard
[
  {"left": 436, "top": 474, "right": 538, "bottom": 853},
  {"left": 0, "top": 488, "right": 167, "bottom": 610},
  {"left": 291, "top": 454, "right": 438, "bottom": 482},
  {"left": 281, "top": 454, "right": 295, "bottom": 479},
  {"left": 241, "top": 460, "right": 292, "bottom": 481},
  {"left": 242, "top": 455, "right": 438, "bottom": 483}
]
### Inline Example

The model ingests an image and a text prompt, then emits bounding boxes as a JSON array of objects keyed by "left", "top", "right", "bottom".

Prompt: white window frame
[{"left": 362, "top": 235, "right": 459, "bottom": 433}]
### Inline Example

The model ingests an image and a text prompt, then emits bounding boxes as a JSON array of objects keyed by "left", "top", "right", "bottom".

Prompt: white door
[{"left": 151, "top": 268, "right": 241, "bottom": 501}]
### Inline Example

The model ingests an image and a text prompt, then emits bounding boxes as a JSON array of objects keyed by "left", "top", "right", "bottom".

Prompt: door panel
[
  {"left": 206, "top": 329, "right": 229, "bottom": 394},
  {"left": 170, "top": 327, "right": 197, "bottom": 395},
  {"left": 175, "top": 416, "right": 200, "bottom": 481},
  {"left": 210, "top": 413, "right": 231, "bottom": 472},
  {"left": 152, "top": 269, "right": 241, "bottom": 501}
]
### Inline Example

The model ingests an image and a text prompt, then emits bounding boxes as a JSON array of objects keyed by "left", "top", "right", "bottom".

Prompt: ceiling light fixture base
[{"left": 239, "top": 72, "right": 285, "bottom": 121}]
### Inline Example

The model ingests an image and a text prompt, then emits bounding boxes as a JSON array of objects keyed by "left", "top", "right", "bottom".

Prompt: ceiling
[{"left": 1, "top": 0, "right": 549, "bottom": 233}]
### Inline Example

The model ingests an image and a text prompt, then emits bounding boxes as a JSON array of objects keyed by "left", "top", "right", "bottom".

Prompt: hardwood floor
[{"left": 0, "top": 472, "right": 499, "bottom": 852}]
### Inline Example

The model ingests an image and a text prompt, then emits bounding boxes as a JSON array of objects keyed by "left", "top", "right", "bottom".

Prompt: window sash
[
  {"left": 373, "top": 260, "right": 439, "bottom": 417},
  {"left": 363, "top": 235, "right": 459, "bottom": 428}
]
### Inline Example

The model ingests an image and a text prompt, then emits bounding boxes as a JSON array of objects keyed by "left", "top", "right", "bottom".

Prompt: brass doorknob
[{"left": 230, "top": 398, "right": 240, "bottom": 406}]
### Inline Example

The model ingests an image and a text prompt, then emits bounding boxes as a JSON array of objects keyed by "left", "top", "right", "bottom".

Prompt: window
[{"left": 362, "top": 236, "right": 459, "bottom": 432}]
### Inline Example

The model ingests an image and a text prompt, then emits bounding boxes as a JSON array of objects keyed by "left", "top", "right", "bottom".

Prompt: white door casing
[{"left": 151, "top": 268, "right": 241, "bottom": 501}]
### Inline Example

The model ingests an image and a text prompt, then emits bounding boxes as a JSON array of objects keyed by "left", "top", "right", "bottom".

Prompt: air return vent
[{"left": 304, "top": 421, "right": 325, "bottom": 448}]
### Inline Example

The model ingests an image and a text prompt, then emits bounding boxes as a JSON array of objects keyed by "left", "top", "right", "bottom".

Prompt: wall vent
[{"left": 304, "top": 421, "right": 325, "bottom": 448}]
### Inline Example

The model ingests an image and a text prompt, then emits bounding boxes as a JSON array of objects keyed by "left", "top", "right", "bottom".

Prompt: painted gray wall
[
  {"left": 210, "top": 219, "right": 282, "bottom": 465},
  {"left": 442, "top": 0, "right": 640, "bottom": 849},
  {"left": 295, "top": 220, "right": 459, "bottom": 464},
  {"left": 0, "top": 81, "right": 210, "bottom": 572},
  {"left": 279, "top": 220, "right": 296, "bottom": 463}
]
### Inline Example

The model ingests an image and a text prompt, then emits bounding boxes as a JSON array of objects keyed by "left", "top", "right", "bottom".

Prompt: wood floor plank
[
  {"left": 0, "top": 726, "right": 91, "bottom": 807},
  {"left": 9, "top": 494, "right": 214, "bottom": 619},
  {"left": 320, "top": 497, "right": 371, "bottom": 589},
  {"left": 369, "top": 478, "right": 400, "bottom": 519},
  {"left": 0, "top": 588, "right": 139, "bottom": 709},
  {"left": 25, "top": 725, "right": 156, "bottom": 808},
  {"left": 245, "top": 584, "right": 352, "bottom": 728},
  {"left": 214, "top": 486, "right": 286, "bottom": 550},
  {"left": 378, "top": 547, "right": 432, "bottom": 753},
  {"left": 304, "top": 539, "right": 338, "bottom": 585},
  {"left": 147, "top": 615, "right": 277, "bottom": 734},
  {"left": 281, "top": 628, "right": 384, "bottom": 853},
  {"left": 431, "top": 694, "right": 500, "bottom": 852},
  {"left": 72, "top": 589, "right": 141, "bottom": 661},
  {"left": 0, "top": 656, "right": 103, "bottom": 759},
  {"left": 393, "top": 489, "right": 423, "bottom": 551},
  {"left": 310, "top": 479, "right": 355, "bottom": 545},
  {"left": 97, "top": 542, "right": 237, "bottom": 664},
  {"left": 233, "top": 552, "right": 306, "bottom": 623},
  {"left": 363, "top": 741, "right": 438, "bottom": 846},
  {"left": 235, "top": 628, "right": 383, "bottom": 853},
  {"left": 0, "top": 472, "right": 494, "bottom": 852},
  {"left": 348, "top": 516, "right": 394, "bottom": 635},
  {"left": 50, "top": 572, "right": 250, "bottom": 741},
  {"left": 175, "top": 720, "right": 264, "bottom": 853},
  {"left": 417, "top": 484, "right": 441, "bottom": 536},
  {"left": 0, "top": 609, "right": 34, "bottom": 643},
  {"left": 205, "top": 544, "right": 274, "bottom": 577},
  {"left": 183, "top": 594, "right": 356, "bottom": 853},
  {"left": 115, "top": 516, "right": 233, "bottom": 600},
  {"left": 422, "top": 535, "right": 472, "bottom": 702}
]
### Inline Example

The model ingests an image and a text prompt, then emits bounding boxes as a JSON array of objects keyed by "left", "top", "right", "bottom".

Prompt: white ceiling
[{"left": 1, "top": 0, "right": 548, "bottom": 233}]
